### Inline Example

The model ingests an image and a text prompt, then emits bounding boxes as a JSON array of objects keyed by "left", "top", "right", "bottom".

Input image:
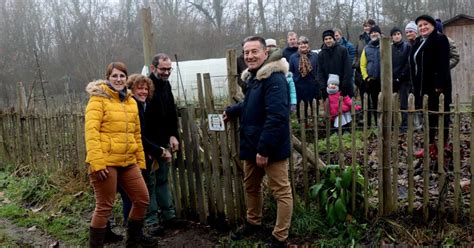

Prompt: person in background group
[
  {"left": 390, "top": 27, "right": 411, "bottom": 132},
  {"left": 405, "top": 21, "right": 418, "bottom": 46},
  {"left": 85, "top": 62, "right": 157, "bottom": 247},
  {"left": 316, "top": 29, "right": 353, "bottom": 100},
  {"left": 435, "top": 19, "right": 460, "bottom": 70},
  {"left": 289, "top": 36, "right": 318, "bottom": 124},
  {"left": 225, "top": 36, "right": 292, "bottom": 248},
  {"left": 355, "top": 19, "right": 376, "bottom": 109},
  {"left": 266, "top": 38, "right": 297, "bottom": 112},
  {"left": 410, "top": 15, "right": 452, "bottom": 159},
  {"left": 145, "top": 53, "right": 187, "bottom": 232},
  {"left": 282, "top": 31, "right": 299, "bottom": 62},
  {"left": 360, "top": 25, "right": 382, "bottom": 127},
  {"left": 334, "top": 28, "right": 356, "bottom": 64}
]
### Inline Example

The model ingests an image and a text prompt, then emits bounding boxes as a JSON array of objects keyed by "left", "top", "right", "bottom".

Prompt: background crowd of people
[{"left": 84, "top": 13, "right": 457, "bottom": 248}]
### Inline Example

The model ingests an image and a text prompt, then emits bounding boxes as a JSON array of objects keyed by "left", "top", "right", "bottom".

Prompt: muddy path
[{"left": 0, "top": 218, "right": 60, "bottom": 247}]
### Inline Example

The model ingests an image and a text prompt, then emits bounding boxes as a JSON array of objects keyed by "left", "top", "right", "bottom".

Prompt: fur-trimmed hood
[
  {"left": 86, "top": 80, "right": 131, "bottom": 99},
  {"left": 241, "top": 49, "right": 289, "bottom": 82}
]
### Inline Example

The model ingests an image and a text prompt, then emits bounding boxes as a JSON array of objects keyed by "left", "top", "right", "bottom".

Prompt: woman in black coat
[{"left": 410, "top": 15, "right": 452, "bottom": 159}]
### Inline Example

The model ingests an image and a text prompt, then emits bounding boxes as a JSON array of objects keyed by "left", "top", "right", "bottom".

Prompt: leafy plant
[
  {"left": 309, "top": 164, "right": 364, "bottom": 225},
  {"left": 316, "top": 132, "right": 365, "bottom": 153}
]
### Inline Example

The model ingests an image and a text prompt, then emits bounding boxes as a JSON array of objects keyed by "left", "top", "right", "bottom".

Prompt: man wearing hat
[
  {"left": 391, "top": 27, "right": 411, "bottom": 131},
  {"left": 316, "top": 29, "right": 354, "bottom": 100},
  {"left": 360, "top": 25, "right": 382, "bottom": 127}
]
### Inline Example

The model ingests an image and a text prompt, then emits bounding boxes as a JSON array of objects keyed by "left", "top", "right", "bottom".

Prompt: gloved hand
[
  {"left": 365, "top": 77, "right": 374, "bottom": 88},
  {"left": 290, "top": 104, "right": 297, "bottom": 113}
]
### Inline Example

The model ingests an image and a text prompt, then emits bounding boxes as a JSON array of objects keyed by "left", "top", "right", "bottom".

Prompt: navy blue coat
[
  {"left": 226, "top": 58, "right": 290, "bottom": 161},
  {"left": 289, "top": 51, "right": 319, "bottom": 101}
]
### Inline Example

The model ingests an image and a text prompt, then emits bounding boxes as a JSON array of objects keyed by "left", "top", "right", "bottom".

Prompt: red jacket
[{"left": 327, "top": 92, "right": 353, "bottom": 121}]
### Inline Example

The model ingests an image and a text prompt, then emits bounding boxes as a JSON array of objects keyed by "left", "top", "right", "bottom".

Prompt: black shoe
[
  {"left": 162, "top": 217, "right": 188, "bottom": 229},
  {"left": 147, "top": 223, "right": 165, "bottom": 236},
  {"left": 266, "top": 236, "right": 286, "bottom": 248},
  {"left": 230, "top": 221, "right": 262, "bottom": 241}
]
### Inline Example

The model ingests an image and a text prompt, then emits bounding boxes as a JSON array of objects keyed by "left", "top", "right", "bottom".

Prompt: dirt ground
[
  {"left": 0, "top": 218, "right": 60, "bottom": 247},
  {"left": 0, "top": 218, "right": 223, "bottom": 247}
]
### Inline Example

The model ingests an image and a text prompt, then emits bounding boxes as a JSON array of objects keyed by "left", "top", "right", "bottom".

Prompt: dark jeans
[
  {"left": 145, "top": 158, "right": 176, "bottom": 225},
  {"left": 365, "top": 78, "right": 381, "bottom": 127},
  {"left": 397, "top": 81, "right": 411, "bottom": 129}
]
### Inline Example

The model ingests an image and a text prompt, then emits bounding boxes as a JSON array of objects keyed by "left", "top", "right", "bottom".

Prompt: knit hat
[
  {"left": 390, "top": 27, "right": 402, "bottom": 36},
  {"left": 322, "top": 29, "right": 335, "bottom": 40},
  {"left": 265, "top": 38, "right": 277, "bottom": 47},
  {"left": 415, "top": 15, "right": 436, "bottom": 27},
  {"left": 405, "top": 21, "right": 418, "bottom": 34},
  {"left": 370, "top": 25, "right": 382, "bottom": 34},
  {"left": 327, "top": 74, "right": 340, "bottom": 85},
  {"left": 327, "top": 74, "right": 340, "bottom": 95},
  {"left": 435, "top": 19, "right": 443, "bottom": 33}
]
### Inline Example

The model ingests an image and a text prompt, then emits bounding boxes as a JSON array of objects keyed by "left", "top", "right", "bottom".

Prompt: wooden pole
[
  {"left": 437, "top": 94, "right": 446, "bottom": 217},
  {"left": 422, "top": 95, "right": 429, "bottom": 222},
  {"left": 337, "top": 96, "right": 344, "bottom": 168},
  {"left": 140, "top": 7, "right": 154, "bottom": 68},
  {"left": 363, "top": 93, "right": 369, "bottom": 218},
  {"left": 299, "top": 102, "right": 309, "bottom": 207},
  {"left": 380, "top": 37, "right": 393, "bottom": 214},
  {"left": 471, "top": 94, "right": 474, "bottom": 222},
  {"left": 407, "top": 94, "right": 415, "bottom": 215},
  {"left": 453, "top": 94, "right": 461, "bottom": 223},
  {"left": 392, "top": 93, "right": 399, "bottom": 210}
]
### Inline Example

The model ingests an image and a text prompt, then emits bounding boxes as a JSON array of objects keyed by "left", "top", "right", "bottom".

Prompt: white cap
[{"left": 265, "top": 38, "right": 277, "bottom": 47}]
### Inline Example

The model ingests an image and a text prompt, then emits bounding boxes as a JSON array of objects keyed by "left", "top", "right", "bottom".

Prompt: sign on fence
[{"left": 208, "top": 114, "right": 225, "bottom": 131}]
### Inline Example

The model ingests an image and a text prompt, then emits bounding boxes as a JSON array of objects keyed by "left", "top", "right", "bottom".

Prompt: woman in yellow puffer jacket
[{"left": 85, "top": 62, "right": 156, "bottom": 247}]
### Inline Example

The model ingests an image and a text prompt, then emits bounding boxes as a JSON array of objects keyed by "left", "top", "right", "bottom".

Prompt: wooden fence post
[
  {"left": 392, "top": 93, "right": 399, "bottom": 209},
  {"left": 299, "top": 102, "right": 309, "bottom": 207},
  {"left": 453, "top": 94, "right": 461, "bottom": 223},
  {"left": 407, "top": 94, "right": 415, "bottom": 215},
  {"left": 471, "top": 94, "right": 474, "bottom": 222},
  {"left": 140, "top": 7, "right": 154, "bottom": 68},
  {"left": 422, "top": 95, "right": 429, "bottom": 222},
  {"left": 203, "top": 73, "right": 226, "bottom": 222},
  {"left": 437, "top": 94, "right": 447, "bottom": 217},
  {"left": 337, "top": 96, "right": 344, "bottom": 168},
  {"left": 363, "top": 93, "right": 369, "bottom": 218},
  {"left": 351, "top": 100, "right": 356, "bottom": 213},
  {"left": 380, "top": 37, "right": 393, "bottom": 214}
]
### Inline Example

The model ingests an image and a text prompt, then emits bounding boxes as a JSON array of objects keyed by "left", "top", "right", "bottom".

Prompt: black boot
[
  {"left": 89, "top": 227, "right": 106, "bottom": 248},
  {"left": 230, "top": 220, "right": 262, "bottom": 240},
  {"left": 127, "top": 219, "right": 158, "bottom": 248},
  {"left": 104, "top": 220, "right": 124, "bottom": 243}
]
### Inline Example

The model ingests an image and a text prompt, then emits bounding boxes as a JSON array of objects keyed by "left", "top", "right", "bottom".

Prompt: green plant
[
  {"left": 316, "top": 132, "right": 365, "bottom": 153},
  {"left": 309, "top": 164, "right": 364, "bottom": 225}
]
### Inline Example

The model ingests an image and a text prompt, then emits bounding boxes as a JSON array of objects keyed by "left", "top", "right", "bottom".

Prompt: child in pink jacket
[{"left": 326, "top": 74, "right": 361, "bottom": 128}]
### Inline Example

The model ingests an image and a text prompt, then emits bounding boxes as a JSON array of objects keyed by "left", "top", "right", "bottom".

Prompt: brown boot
[{"left": 89, "top": 227, "right": 106, "bottom": 248}]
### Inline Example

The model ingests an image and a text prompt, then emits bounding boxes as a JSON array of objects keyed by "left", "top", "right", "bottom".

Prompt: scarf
[{"left": 298, "top": 52, "right": 313, "bottom": 77}]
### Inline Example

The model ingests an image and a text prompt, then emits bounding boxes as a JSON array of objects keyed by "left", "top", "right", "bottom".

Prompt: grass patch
[{"left": 0, "top": 169, "right": 93, "bottom": 245}]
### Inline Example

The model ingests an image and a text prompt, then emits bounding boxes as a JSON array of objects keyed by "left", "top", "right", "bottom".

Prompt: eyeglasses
[{"left": 157, "top": 67, "right": 173, "bottom": 72}]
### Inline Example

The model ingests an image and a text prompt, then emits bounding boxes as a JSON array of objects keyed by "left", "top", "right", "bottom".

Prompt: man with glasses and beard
[{"left": 145, "top": 53, "right": 187, "bottom": 235}]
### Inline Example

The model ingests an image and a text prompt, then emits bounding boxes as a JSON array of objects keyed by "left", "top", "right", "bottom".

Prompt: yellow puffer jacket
[{"left": 84, "top": 80, "right": 145, "bottom": 173}]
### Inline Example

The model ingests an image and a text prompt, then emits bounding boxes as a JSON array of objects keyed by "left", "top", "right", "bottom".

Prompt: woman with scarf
[
  {"left": 410, "top": 15, "right": 452, "bottom": 159},
  {"left": 85, "top": 62, "right": 157, "bottom": 247},
  {"left": 289, "top": 36, "right": 319, "bottom": 124}
]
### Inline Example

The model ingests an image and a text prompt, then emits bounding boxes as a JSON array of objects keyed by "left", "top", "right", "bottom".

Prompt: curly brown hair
[{"left": 126, "top": 74, "right": 154, "bottom": 101}]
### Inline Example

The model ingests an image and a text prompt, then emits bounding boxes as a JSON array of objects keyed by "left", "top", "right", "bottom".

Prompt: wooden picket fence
[{"left": 0, "top": 48, "right": 473, "bottom": 227}]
